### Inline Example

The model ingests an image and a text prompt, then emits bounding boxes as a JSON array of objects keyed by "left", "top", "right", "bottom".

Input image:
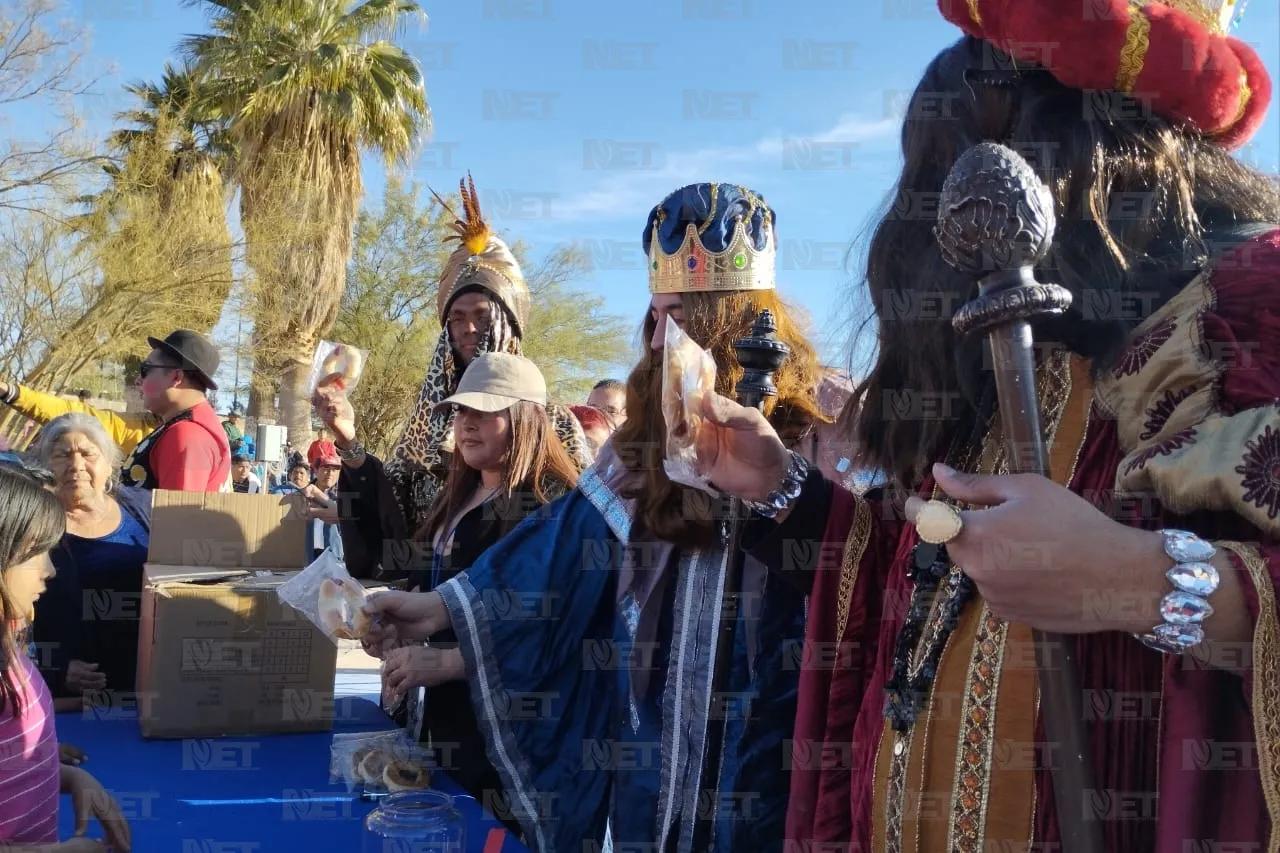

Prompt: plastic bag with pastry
[
  {"left": 330, "top": 729, "right": 399, "bottom": 791},
  {"left": 305, "top": 340, "right": 369, "bottom": 396},
  {"left": 276, "top": 548, "right": 376, "bottom": 644},
  {"left": 661, "top": 315, "right": 718, "bottom": 494},
  {"left": 329, "top": 729, "right": 433, "bottom": 795}
]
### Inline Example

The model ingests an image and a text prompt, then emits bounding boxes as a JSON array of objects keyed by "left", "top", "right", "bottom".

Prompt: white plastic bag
[
  {"left": 306, "top": 340, "right": 369, "bottom": 396},
  {"left": 329, "top": 729, "right": 434, "bottom": 795},
  {"left": 276, "top": 549, "right": 370, "bottom": 644},
  {"left": 661, "top": 315, "right": 718, "bottom": 494}
]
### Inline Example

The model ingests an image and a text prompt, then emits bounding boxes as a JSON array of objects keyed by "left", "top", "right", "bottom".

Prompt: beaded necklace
[
  {"left": 881, "top": 349, "right": 1073, "bottom": 734},
  {"left": 884, "top": 541, "right": 976, "bottom": 733},
  {"left": 882, "top": 381, "right": 995, "bottom": 735}
]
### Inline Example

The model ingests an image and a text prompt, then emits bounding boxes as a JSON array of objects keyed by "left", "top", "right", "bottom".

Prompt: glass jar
[{"left": 363, "top": 791, "right": 465, "bottom": 853}]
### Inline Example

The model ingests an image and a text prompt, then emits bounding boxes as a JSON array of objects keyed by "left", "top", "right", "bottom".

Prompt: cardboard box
[{"left": 137, "top": 490, "right": 338, "bottom": 738}]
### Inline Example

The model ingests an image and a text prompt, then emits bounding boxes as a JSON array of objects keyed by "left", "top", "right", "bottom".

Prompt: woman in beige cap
[{"left": 311, "top": 351, "right": 577, "bottom": 822}]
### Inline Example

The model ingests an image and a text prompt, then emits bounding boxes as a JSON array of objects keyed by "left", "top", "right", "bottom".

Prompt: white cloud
[
  {"left": 754, "top": 113, "right": 899, "bottom": 158},
  {"left": 550, "top": 113, "right": 898, "bottom": 223}
]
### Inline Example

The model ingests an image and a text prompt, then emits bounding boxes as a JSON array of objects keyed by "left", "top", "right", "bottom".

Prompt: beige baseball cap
[{"left": 433, "top": 352, "right": 548, "bottom": 413}]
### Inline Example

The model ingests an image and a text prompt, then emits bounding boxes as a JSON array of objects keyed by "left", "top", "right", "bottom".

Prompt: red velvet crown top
[{"left": 939, "top": 0, "right": 1272, "bottom": 149}]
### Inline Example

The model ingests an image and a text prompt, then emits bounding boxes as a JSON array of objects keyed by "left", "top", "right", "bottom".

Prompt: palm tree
[
  {"left": 181, "top": 0, "right": 430, "bottom": 438},
  {"left": 26, "top": 64, "right": 236, "bottom": 402},
  {"left": 109, "top": 62, "right": 236, "bottom": 214}
]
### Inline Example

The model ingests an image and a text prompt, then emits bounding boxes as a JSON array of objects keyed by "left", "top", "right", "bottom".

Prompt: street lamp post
[{"left": 232, "top": 310, "right": 243, "bottom": 412}]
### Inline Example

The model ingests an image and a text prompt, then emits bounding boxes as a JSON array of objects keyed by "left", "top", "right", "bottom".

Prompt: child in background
[{"left": 0, "top": 458, "right": 132, "bottom": 852}]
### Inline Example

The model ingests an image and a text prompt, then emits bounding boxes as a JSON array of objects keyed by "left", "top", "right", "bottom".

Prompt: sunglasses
[
  {"left": 0, "top": 451, "right": 56, "bottom": 485},
  {"left": 139, "top": 361, "right": 183, "bottom": 379}
]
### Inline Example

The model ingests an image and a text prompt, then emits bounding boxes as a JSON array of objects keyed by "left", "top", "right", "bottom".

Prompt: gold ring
[{"left": 915, "top": 499, "right": 964, "bottom": 545}]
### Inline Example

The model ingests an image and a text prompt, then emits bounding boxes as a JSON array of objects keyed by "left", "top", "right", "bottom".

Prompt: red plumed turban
[{"left": 939, "top": 0, "right": 1271, "bottom": 149}]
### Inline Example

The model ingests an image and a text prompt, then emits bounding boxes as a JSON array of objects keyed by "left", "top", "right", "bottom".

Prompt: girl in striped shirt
[{"left": 0, "top": 458, "right": 131, "bottom": 852}]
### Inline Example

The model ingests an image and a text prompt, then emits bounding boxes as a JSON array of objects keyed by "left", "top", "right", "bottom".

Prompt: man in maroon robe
[{"left": 693, "top": 2, "right": 1280, "bottom": 851}]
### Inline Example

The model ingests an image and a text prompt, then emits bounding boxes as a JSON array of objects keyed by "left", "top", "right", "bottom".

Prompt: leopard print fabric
[{"left": 384, "top": 300, "right": 590, "bottom": 530}]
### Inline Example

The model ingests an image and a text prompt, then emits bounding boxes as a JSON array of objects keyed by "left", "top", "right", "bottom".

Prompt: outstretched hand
[
  {"left": 361, "top": 590, "right": 450, "bottom": 652},
  {"left": 693, "top": 393, "right": 792, "bottom": 502},
  {"left": 311, "top": 374, "right": 356, "bottom": 445}
]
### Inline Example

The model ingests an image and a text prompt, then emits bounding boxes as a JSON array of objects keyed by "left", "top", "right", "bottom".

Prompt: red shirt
[
  {"left": 151, "top": 400, "right": 231, "bottom": 492},
  {"left": 307, "top": 440, "right": 338, "bottom": 469}
]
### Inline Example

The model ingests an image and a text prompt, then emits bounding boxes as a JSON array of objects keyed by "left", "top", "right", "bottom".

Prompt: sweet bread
[
  {"left": 320, "top": 344, "right": 363, "bottom": 386},
  {"left": 357, "top": 747, "right": 393, "bottom": 785},
  {"left": 318, "top": 576, "right": 371, "bottom": 640},
  {"left": 383, "top": 758, "right": 432, "bottom": 792},
  {"left": 350, "top": 745, "right": 376, "bottom": 781}
]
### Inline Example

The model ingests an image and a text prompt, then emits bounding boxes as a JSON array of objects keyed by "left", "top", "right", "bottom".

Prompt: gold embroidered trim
[
  {"left": 1233, "top": 74, "right": 1253, "bottom": 126},
  {"left": 1217, "top": 541, "right": 1280, "bottom": 853},
  {"left": 884, "top": 730, "right": 913, "bottom": 853},
  {"left": 909, "top": 688, "right": 937, "bottom": 853},
  {"left": 1115, "top": 5, "right": 1152, "bottom": 93},
  {"left": 966, "top": 0, "right": 982, "bottom": 26},
  {"left": 696, "top": 182, "right": 719, "bottom": 236},
  {"left": 948, "top": 608, "right": 1009, "bottom": 852},
  {"left": 835, "top": 498, "right": 872, "bottom": 647},
  {"left": 871, "top": 723, "right": 888, "bottom": 851},
  {"left": 882, "top": 354, "right": 1073, "bottom": 850},
  {"left": 1027, "top": 684, "right": 1041, "bottom": 849},
  {"left": 943, "top": 351, "right": 1075, "bottom": 851},
  {"left": 1210, "top": 70, "right": 1254, "bottom": 138}
]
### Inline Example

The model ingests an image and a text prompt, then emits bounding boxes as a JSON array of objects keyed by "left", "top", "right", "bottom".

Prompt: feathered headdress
[{"left": 433, "top": 173, "right": 531, "bottom": 335}]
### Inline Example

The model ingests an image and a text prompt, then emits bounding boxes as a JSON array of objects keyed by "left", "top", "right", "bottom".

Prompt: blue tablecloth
[{"left": 53, "top": 671, "right": 530, "bottom": 853}]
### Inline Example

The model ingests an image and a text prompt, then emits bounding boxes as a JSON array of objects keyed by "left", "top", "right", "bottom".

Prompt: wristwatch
[
  {"left": 743, "top": 450, "right": 811, "bottom": 520},
  {"left": 336, "top": 440, "right": 365, "bottom": 461},
  {"left": 1135, "top": 529, "right": 1219, "bottom": 655}
]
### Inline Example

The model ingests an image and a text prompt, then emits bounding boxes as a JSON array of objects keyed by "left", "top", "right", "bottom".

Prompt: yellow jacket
[{"left": 7, "top": 385, "right": 158, "bottom": 456}]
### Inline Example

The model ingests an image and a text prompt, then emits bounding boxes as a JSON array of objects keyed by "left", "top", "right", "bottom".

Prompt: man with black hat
[
  {"left": 1, "top": 330, "right": 231, "bottom": 491},
  {"left": 118, "top": 329, "right": 230, "bottom": 491}
]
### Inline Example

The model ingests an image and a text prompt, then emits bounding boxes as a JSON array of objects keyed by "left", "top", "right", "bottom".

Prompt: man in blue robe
[{"left": 358, "top": 183, "right": 834, "bottom": 853}]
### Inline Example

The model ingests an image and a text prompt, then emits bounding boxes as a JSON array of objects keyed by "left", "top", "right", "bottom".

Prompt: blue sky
[{"left": 68, "top": 0, "right": 1280, "bottom": 383}]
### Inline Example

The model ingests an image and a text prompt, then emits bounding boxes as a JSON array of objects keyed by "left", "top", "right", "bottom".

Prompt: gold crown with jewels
[{"left": 647, "top": 214, "right": 776, "bottom": 295}]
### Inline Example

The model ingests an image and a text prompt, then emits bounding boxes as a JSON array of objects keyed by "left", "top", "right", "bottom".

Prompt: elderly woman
[{"left": 31, "top": 414, "right": 151, "bottom": 701}]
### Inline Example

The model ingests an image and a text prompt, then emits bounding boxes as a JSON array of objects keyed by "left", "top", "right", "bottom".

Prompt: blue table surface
[{"left": 53, "top": 671, "right": 530, "bottom": 853}]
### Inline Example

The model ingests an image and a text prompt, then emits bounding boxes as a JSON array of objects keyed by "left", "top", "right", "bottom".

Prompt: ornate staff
[
  {"left": 935, "top": 142, "right": 1103, "bottom": 853},
  {"left": 695, "top": 309, "right": 790, "bottom": 850}
]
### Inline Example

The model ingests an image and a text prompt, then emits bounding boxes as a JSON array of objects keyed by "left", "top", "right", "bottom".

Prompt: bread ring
[
  {"left": 383, "top": 758, "right": 432, "bottom": 792},
  {"left": 358, "top": 748, "right": 393, "bottom": 785},
  {"left": 320, "top": 345, "right": 363, "bottom": 387},
  {"left": 350, "top": 745, "right": 377, "bottom": 781},
  {"left": 318, "top": 576, "right": 371, "bottom": 640}
]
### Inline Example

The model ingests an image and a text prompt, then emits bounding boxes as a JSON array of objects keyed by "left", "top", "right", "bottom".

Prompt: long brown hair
[
  {"left": 851, "top": 36, "right": 1280, "bottom": 490},
  {"left": 611, "top": 288, "right": 827, "bottom": 549},
  {"left": 417, "top": 400, "right": 580, "bottom": 541},
  {"left": 0, "top": 462, "right": 65, "bottom": 718}
]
